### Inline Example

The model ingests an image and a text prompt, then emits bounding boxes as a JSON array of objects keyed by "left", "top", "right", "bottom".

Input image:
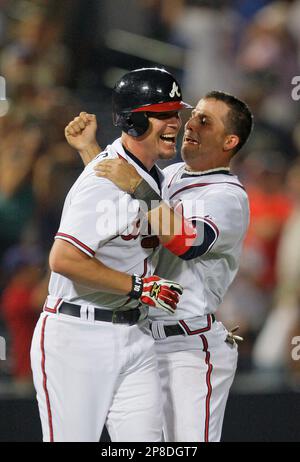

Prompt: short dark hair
[{"left": 204, "top": 90, "right": 253, "bottom": 154}]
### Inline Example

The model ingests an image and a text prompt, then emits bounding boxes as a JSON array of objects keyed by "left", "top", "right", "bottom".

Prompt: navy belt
[{"left": 59, "top": 302, "right": 141, "bottom": 326}]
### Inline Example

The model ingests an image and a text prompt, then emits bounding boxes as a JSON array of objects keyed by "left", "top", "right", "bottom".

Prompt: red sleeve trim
[
  {"left": 55, "top": 233, "right": 95, "bottom": 257},
  {"left": 190, "top": 216, "right": 220, "bottom": 238},
  {"left": 202, "top": 217, "right": 219, "bottom": 238}
]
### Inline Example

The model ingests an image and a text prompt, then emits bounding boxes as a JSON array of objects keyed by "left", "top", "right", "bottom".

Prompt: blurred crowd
[{"left": 0, "top": 0, "right": 299, "bottom": 396}]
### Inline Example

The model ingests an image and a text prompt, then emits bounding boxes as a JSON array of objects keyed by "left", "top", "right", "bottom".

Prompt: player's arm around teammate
[
  {"left": 64, "top": 92, "right": 253, "bottom": 444},
  {"left": 65, "top": 113, "right": 200, "bottom": 262},
  {"left": 60, "top": 113, "right": 183, "bottom": 313},
  {"left": 32, "top": 68, "right": 192, "bottom": 443}
]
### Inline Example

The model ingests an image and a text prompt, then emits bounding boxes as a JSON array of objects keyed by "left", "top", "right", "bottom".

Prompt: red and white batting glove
[{"left": 129, "top": 275, "right": 183, "bottom": 315}]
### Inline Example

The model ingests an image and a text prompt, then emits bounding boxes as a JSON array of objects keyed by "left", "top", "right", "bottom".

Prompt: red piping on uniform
[
  {"left": 179, "top": 315, "right": 212, "bottom": 335},
  {"left": 168, "top": 172, "right": 178, "bottom": 188},
  {"left": 170, "top": 182, "right": 246, "bottom": 200},
  {"left": 55, "top": 233, "right": 95, "bottom": 257},
  {"left": 204, "top": 217, "right": 219, "bottom": 237},
  {"left": 40, "top": 315, "right": 54, "bottom": 442},
  {"left": 44, "top": 297, "right": 62, "bottom": 314},
  {"left": 142, "top": 258, "right": 148, "bottom": 277},
  {"left": 200, "top": 334, "right": 213, "bottom": 443},
  {"left": 117, "top": 153, "right": 127, "bottom": 162},
  {"left": 190, "top": 216, "right": 220, "bottom": 238}
]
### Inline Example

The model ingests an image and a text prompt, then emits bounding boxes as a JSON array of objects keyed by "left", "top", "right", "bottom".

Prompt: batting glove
[{"left": 129, "top": 275, "right": 183, "bottom": 315}]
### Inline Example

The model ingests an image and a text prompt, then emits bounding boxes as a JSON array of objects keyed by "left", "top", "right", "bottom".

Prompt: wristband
[
  {"left": 132, "top": 179, "right": 162, "bottom": 211},
  {"left": 128, "top": 274, "right": 143, "bottom": 299},
  {"left": 163, "top": 221, "right": 197, "bottom": 256}
]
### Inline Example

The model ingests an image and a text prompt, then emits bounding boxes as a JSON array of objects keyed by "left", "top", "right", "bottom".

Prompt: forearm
[
  {"left": 147, "top": 202, "right": 183, "bottom": 245},
  {"left": 64, "top": 259, "right": 132, "bottom": 295},
  {"left": 49, "top": 240, "right": 182, "bottom": 314},
  {"left": 94, "top": 161, "right": 198, "bottom": 257},
  {"left": 78, "top": 142, "right": 101, "bottom": 166},
  {"left": 50, "top": 244, "right": 132, "bottom": 295},
  {"left": 132, "top": 180, "right": 196, "bottom": 249}
]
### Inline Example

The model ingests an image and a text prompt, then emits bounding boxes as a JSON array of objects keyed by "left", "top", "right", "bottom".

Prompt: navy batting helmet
[{"left": 112, "top": 68, "right": 192, "bottom": 137}]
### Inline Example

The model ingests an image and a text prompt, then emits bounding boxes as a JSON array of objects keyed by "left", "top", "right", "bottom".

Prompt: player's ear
[{"left": 224, "top": 135, "right": 239, "bottom": 152}]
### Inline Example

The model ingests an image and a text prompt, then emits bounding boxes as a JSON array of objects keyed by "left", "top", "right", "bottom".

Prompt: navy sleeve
[{"left": 179, "top": 219, "right": 218, "bottom": 261}]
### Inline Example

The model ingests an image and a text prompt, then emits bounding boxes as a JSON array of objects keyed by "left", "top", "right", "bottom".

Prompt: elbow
[
  {"left": 49, "top": 254, "right": 60, "bottom": 274},
  {"left": 49, "top": 248, "right": 68, "bottom": 275},
  {"left": 49, "top": 239, "right": 86, "bottom": 277}
]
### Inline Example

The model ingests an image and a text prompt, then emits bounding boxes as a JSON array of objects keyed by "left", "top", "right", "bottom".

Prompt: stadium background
[{"left": 0, "top": 0, "right": 299, "bottom": 441}]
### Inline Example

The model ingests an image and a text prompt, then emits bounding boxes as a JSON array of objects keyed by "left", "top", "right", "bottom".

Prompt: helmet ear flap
[{"left": 114, "top": 112, "right": 149, "bottom": 137}]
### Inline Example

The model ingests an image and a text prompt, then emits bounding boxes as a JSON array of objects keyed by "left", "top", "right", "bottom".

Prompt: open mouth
[
  {"left": 184, "top": 136, "right": 199, "bottom": 145},
  {"left": 160, "top": 134, "right": 176, "bottom": 145}
]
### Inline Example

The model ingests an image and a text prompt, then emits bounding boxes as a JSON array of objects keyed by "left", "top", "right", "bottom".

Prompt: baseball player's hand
[
  {"left": 94, "top": 159, "right": 142, "bottom": 194},
  {"left": 225, "top": 326, "right": 244, "bottom": 346},
  {"left": 65, "top": 112, "right": 100, "bottom": 154},
  {"left": 140, "top": 276, "right": 183, "bottom": 315}
]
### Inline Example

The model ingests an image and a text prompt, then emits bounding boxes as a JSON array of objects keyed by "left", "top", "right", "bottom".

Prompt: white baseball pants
[
  {"left": 153, "top": 320, "right": 238, "bottom": 442},
  {"left": 31, "top": 311, "right": 162, "bottom": 442}
]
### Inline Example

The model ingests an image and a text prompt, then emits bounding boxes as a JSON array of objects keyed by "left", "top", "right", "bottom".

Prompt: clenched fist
[{"left": 65, "top": 112, "right": 100, "bottom": 165}]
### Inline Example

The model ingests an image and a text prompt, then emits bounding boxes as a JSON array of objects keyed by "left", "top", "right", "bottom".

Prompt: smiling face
[
  {"left": 146, "top": 111, "right": 182, "bottom": 160},
  {"left": 122, "top": 110, "right": 182, "bottom": 170},
  {"left": 181, "top": 98, "right": 239, "bottom": 171}
]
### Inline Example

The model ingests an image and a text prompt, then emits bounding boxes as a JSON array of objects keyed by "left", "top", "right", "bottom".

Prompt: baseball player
[
  {"left": 70, "top": 81, "right": 253, "bottom": 442},
  {"left": 30, "top": 68, "right": 192, "bottom": 442}
]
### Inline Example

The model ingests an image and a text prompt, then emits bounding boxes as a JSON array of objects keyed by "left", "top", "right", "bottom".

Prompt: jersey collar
[
  {"left": 122, "top": 145, "right": 162, "bottom": 191},
  {"left": 181, "top": 166, "right": 232, "bottom": 179},
  {"left": 122, "top": 145, "right": 150, "bottom": 174}
]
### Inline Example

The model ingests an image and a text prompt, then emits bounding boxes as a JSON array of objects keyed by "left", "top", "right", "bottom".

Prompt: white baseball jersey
[
  {"left": 49, "top": 138, "right": 161, "bottom": 311},
  {"left": 149, "top": 162, "right": 250, "bottom": 321},
  {"left": 147, "top": 162, "right": 249, "bottom": 442},
  {"left": 31, "top": 137, "right": 164, "bottom": 442}
]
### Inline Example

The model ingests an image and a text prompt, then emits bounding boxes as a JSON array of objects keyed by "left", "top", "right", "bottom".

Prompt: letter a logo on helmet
[
  {"left": 169, "top": 82, "right": 181, "bottom": 99},
  {"left": 112, "top": 67, "right": 192, "bottom": 137}
]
